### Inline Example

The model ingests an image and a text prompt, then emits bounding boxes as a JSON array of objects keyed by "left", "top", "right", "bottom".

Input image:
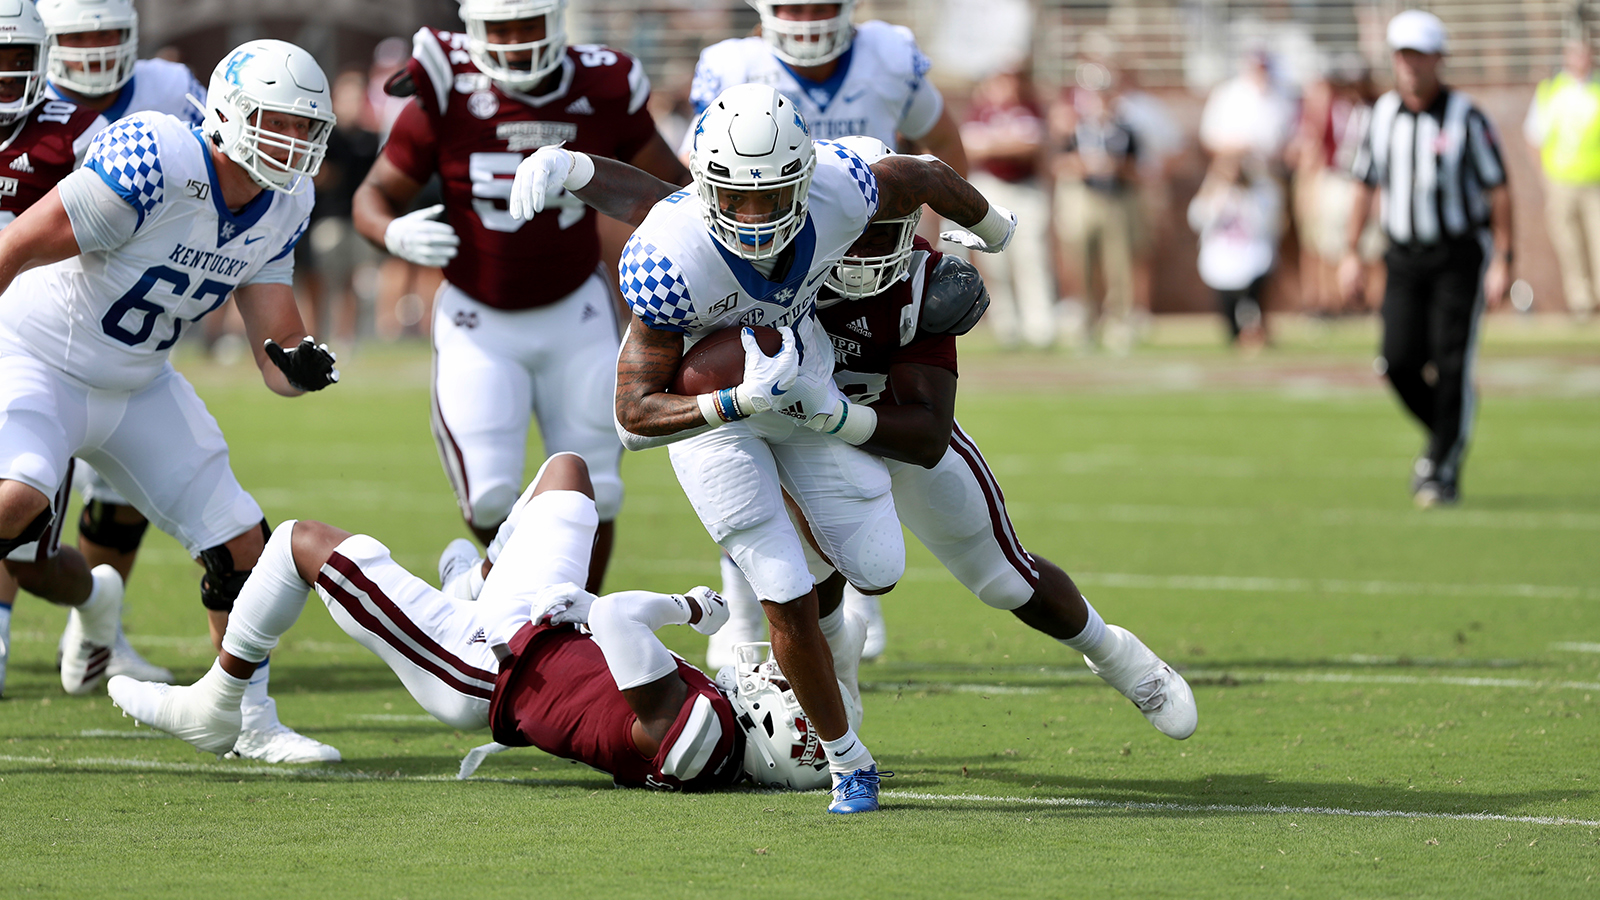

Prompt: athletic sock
[
  {"left": 718, "top": 554, "right": 764, "bottom": 633},
  {"left": 1060, "top": 595, "right": 1110, "bottom": 660},
  {"left": 240, "top": 661, "right": 277, "bottom": 729},
  {"left": 817, "top": 603, "right": 847, "bottom": 649},
  {"left": 822, "top": 726, "right": 875, "bottom": 774},
  {"left": 192, "top": 658, "right": 249, "bottom": 711},
  {"left": 220, "top": 522, "right": 310, "bottom": 662}
]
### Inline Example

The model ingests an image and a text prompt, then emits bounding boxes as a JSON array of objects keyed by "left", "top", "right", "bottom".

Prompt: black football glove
[{"left": 264, "top": 337, "right": 339, "bottom": 391}]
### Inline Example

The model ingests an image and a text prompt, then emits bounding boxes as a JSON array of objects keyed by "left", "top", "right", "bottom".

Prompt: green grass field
[{"left": 3, "top": 318, "right": 1598, "bottom": 899}]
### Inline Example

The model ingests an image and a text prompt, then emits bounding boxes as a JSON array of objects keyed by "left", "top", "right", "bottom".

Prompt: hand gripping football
[{"left": 670, "top": 325, "right": 783, "bottom": 395}]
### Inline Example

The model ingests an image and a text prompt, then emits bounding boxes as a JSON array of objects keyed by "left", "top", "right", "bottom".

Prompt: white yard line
[
  {"left": 0, "top": 754, "right": 1590, "bottom": 827},
  {"left": 866, "top": 671, "right": 1600, "bottom": 695},
  {"left": 1551, "top": 642, "right": 1600, "bottom": 653}
]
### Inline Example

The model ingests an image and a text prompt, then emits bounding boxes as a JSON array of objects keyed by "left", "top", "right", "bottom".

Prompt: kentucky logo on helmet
[
  {"left": 793, "top": 111, "right": 808, "bottom": 135},
  {"left": 223, "top": 52, "right": 255, "bottom": 86}
]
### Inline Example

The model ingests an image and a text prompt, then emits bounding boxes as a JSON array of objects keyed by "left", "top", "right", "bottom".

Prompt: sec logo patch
[{"left": 468, "top": 90, "right": 499, "bottom": 119}]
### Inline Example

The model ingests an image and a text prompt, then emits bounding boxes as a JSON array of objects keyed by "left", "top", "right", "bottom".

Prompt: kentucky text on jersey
[{"left": 166, "top": 243, "right": 252, "bottom": 278}]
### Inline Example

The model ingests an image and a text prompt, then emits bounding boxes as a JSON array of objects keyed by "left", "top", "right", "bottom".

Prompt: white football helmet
[
  {"left": 690, "top": 83, "right": 816, "bottom": 261},
  {"left": 717, "top": 642, "right": 862, "bottom": 790},
  {"left": 0, "top": 0, "right": 48, "bottom": 126},
  {"left": 822, "top": 135, "right": 919, "bottom": 303},
  {"left": 749, "top": 0, "right": 856, "bottom": 67},
  {"left": 36, "top": 0, "right": 136, "bottom": 97},
  {"left": 460, "top": 0, "right": 567, "bottom": 91},
  {"left": 199, "top": 40, "right": 335, "bottom": 195}
]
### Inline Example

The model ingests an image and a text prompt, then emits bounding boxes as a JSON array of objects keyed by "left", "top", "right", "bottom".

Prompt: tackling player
[
  {"left": 352, "top": 0, "right": 689, "bottom": 592},
  {"left": 509, "top": 83, "right": 1015, "bottom": 813},
  {"left": 810, "top": 137, "right": 1196, "bottom": 740},
  {"left": 108, "top": 453, "right": 855, "bottom": 795},
  {"left": 0, "top": 40, "right": 341, "bottom": 762},
  {"left": 684, "top": 0, "right": 968, "bottom": 661}
]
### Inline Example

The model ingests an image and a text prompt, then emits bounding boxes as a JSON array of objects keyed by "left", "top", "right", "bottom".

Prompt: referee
[{"left": 1341, "top": 10, "right": 1514, "bottom": 508}]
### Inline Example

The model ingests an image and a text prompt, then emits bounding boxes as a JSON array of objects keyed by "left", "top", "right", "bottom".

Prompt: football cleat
[
  {"left": 828, "top": 765, "right": 891, "bottom": 814},
  {"left": 107, "top": 628, "right": 174, "bottom": 683},
  {"left": 1414, "top": 480, "right": 1458, "bottom": 509},
  {"left": 1409, "top": 455, "right": 1435, "bottom": 496},
  {"left": 109, "top": 675, "right": 242, "bottom": 755},
  {"left": 60, "top": 566, "right": 124, "bottom": 695},
  {"left": 844, "top": 590, "right": 886, "bottom": 661},
  {"left": 438, "top": 538, "right": 483, "bottom": 600},
  {"left": 228, "top": 721, "right": 342, "bottom": 763},
  {"left": 0, "top": 603, "right": 11, "bottom": 698},
  {"left": 1085, "top": 625, "right": 1198, "bottom": 740}
]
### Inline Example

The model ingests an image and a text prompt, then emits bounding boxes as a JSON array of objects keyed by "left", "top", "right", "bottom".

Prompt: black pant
[
  {"left": 1216, "top": 276, "right": 1267, "bottom": 341},
  {"left": 1380, "top": 239, "right": 1486, "bottom": 486}
]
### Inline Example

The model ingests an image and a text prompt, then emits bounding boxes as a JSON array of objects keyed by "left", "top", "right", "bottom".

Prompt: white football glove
[
  {"left": 509, "top": 147, "right": 594, "bottom": 222},
  {"left": 732, "top": 326, "right": 801, "bottom": 416},
  {"left": 778, "top": 363, "right": 851, "bottom": 431},
  {"left": 532, "top": 582, "right": 599, "bottom": 626},
  {"left": 384, "top": 203, "right": 459, "bottom": 267},
  {"left": 682, "top": 586, "right": 729, "bottom": 636},
  {"left": 941, "top": 202, "right": 1017, "bottom": 254}
]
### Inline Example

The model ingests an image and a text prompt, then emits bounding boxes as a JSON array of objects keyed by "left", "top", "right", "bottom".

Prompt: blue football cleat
[{"left": 828, "top": 766, "right": 891, "bottom": 814}]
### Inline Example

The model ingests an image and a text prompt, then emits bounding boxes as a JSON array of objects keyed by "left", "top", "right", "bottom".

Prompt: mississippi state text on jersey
[
  {"left": 816, "top": 236, "right": 957, "bottom": 406},
  {"left": 48, "top": 57, "right": 207, "bottom": 130},
  {"left": 620, "top": 139, "right": 881, "bottom": 392},
  {"left": 684, "top": 21, "right": 941, "bottom": 148},
  {"left": 384, "top": 27, "right": 657, "bottom": 309},
  {"left": 0, "top": 97, "right": 102, "bottom": 230},
  {"left": 0, "top": 113, "right": 311, "bottom": 392},
  {"left": 489, "top": 622, "right": 744, "bottom": 791}
]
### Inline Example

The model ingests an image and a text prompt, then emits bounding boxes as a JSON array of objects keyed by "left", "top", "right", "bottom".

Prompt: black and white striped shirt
[{"left": 1351, "top": 87, "right": 1506, "bottom": 248}]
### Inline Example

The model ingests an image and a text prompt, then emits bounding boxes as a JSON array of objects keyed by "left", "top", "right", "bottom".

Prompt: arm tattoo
[
  {"left": 870, "top": 155, "right": 990, "bottom": 227},
  {"left": 575, "top": 157, "right": 680, "bottom": 227},
  {"left": 615, "top": 317, "right": 712, "bottom": 435}
]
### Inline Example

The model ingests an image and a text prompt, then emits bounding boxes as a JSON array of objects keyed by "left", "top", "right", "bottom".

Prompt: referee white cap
[{"left": 1388, "top": 9, "right": 1448, "bottom": 54}]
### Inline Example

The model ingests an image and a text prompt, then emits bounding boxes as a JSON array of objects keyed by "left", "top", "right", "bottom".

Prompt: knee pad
[
  {"left": 199, "top": 519, "right": 270, "bottom": 612},
  {"left": 78, "top": 500, "right": 149, "bottom": 553},
  {"left": 469, "top": 483, "right": 521, "bottom": 532},
  {"left": 836, "top": 509, "right": 905, "bottom": 594},
  {"left": 0, "top": 508, "right": 52, "bottom": 559}
]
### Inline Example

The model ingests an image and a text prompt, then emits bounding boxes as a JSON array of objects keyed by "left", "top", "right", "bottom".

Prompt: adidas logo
[
  {"left": 565, "top": 96, "right": 594, "bottom": 115},
  {"left": 845, "top": 316, "right": 871, "bottom": 337},
  {"left": 580, "top": 303, "right": 598, "bottom": 322},
  {"left": 469, "top": 628, "right": 486, "bottom": 645},
  {"left": 9, "top": 153, "right": 31, "bottom": 174}
]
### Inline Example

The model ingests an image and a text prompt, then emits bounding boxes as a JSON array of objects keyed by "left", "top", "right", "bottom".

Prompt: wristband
[
  {"left": 698, "top": 389, "right": 748, "bottom": 424},
  {"left": 968, "top": 204, "right": 1011, "bottom": 246},
  {"left": 697, "top": 392, "right": 722, "bottom": 425},
  {"left": 565, "top": 151, "right": 595, "bottom": 191},
  {"left": 826, "top": 400, "right": 878, "bottom": 446}
]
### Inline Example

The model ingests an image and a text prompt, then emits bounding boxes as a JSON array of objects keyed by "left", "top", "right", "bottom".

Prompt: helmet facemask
[
  {"left": 824, "top": 209, "right": 921, "bottom": 302},
  {"left": 696, "top": 158, "right": 815, "bottom": 261},
  {"left": 0, "top": 41, "right": 46, "bottom": 126},
  {"left": 462, "top": 0, "right": 567, "bottom": 92},
  {"left": 753, "top": 1, "right": 856, "bottom": 66},
  {"left": 38, "top": 0, "right": 139, "bottom": 97}
]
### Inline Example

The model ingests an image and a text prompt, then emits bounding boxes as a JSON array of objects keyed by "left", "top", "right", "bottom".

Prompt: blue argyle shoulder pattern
[
  {"left": 84, "top": 116, "right": 166, "bottom": 225},
  {"left": 619, "top": 237, "right": 696, "bottom": 334},
  {"left": 816, "top": 140, "right": 879, "bottom": 219}
]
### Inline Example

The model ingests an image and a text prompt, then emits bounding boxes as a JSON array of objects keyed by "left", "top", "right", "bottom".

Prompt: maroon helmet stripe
[{"left": 948, "top": 423, "right": 1039, "bottom": 587}]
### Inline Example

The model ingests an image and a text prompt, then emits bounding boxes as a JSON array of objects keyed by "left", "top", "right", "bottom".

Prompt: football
[{"left": 671, "top": 325, "right": 783, "bottom": 395}]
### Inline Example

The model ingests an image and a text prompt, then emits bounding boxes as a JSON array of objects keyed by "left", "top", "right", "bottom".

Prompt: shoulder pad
[
  {"left": 919, "top": 255, "right": 989, "bottom": 336},
  {"left": 384, "top": 69, "right": 417, "bottom": 98}
]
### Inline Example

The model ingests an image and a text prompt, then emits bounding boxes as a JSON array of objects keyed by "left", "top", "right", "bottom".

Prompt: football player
[
  {"left": 0, "top": 40, "right": 341, "bottom": 762},
  {"left": 4, "top": 0, "right": 217, "bottom": 689},
  {"left": 507, "top": 83, "right": 1015, "bottom": 813},
  {"left": 684, "top": 0, "right": 968, "bottom": 661},
  {"left": 108, "top": 452, "right": 855, "bottom": 795},
  {"left": 352, "top": 0, "right": 689, "bottom": 593},
  {"left": 809, "top": 138, "right": 1196, "bottom": 740}
]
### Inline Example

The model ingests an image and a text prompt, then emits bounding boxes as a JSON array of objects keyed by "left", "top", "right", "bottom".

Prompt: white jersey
[
  {"left": 681, "top": 21, "right": 941, "bottom": 154},
  {"left": 0, "top": 113, "right": 310, "bottom": 392},
  {"left": 50, "top": 57, "right": 207, "bottom": 161},
  {"left": 621, "top": 139, "right": 879, "bottom": 392}
]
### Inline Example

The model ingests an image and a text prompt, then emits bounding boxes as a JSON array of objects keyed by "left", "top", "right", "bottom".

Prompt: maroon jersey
[
  {"left": 817, "top": 238, "right": 959, "bottom": 406},
  {"left": 383, "top": 28, "right": 659, "bottom": 310},
  {"left": 0, "top": 98, "right": 102, "bottom": 227},
  {"left": 488, "top": 622, "right": 744, "bottom": 791}
]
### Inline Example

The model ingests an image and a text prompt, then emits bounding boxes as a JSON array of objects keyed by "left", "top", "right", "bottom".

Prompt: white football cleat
[
  {"left": 229, "top": 721, "right": 342, "bottom": 763},
  {"left": 109, "top": 675, "right": 242, "bottom": 755},
  {"left": 60, "top": 566, "right": 124, "bottom": 695},
  {"left": 845, "top": 590, "right": 887, "bottom": 660},
  {"left": 107, "top": 628, "right": 175, "bottom": 682},
  {"left": 1085, "top": 625, "right": 1197, "bottom": 740},
  {"left": 830, "top": 610, "right": 868, "bottom": 708},
  {"left": 0, "top": 602, "right": 11, "bottom": 698},
  {"left": 438, "top": 538, "right": 483, "bottom": 600}
]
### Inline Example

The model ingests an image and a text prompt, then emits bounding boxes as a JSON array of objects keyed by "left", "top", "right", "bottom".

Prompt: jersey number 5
[
  {"left": 470, "top": 152, "right": 585, "bottom": 233},
  {"left": 101, "top": 264, "right": 233, "bottom": 351}
]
